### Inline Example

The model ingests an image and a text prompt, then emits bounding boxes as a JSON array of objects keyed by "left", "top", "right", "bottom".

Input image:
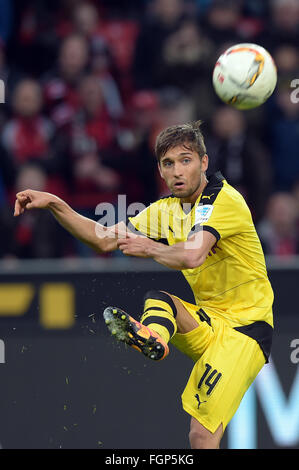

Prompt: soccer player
[{"left": 14, "top": 121, "right": 274, "bottom": 449}]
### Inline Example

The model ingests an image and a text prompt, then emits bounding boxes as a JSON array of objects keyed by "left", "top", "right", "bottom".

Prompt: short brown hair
[{"left": 155, "top": 120, "right": 206, "bottom": 162}]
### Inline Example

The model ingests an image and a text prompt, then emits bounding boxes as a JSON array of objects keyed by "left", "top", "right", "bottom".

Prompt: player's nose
[{"left": 173, "top": 162, "right": 183, "bottom": 177}]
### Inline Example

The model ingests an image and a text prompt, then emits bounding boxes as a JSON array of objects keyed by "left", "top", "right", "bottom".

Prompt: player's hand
[
  {"left": 14, "top": 189, "right": 54, "bottom": 216},
  {"left": 117, "top": 234, "right": 155, "bottom": 258}
]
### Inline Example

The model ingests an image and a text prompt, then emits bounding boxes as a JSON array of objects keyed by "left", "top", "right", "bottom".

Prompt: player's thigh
[
  {"left": 181, "top": 319, "right": 265, "bottom": 434},
  {"left": 164, "top": 295, "right": 214, "bottom": 361}
]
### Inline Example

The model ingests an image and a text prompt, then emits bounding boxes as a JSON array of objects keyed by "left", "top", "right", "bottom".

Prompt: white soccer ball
[{"left": 212, "top": 43, "right": 277, "bottom": 110}]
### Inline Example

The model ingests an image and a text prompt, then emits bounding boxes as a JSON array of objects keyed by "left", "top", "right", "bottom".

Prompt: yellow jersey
[{"left": 127, "top": 171, "right": 274, "bottom": 356}]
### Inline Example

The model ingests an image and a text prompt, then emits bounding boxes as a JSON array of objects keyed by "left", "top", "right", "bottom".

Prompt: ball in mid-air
[{"left": 212, "top": 43, "right": 277, "bottom": 110}]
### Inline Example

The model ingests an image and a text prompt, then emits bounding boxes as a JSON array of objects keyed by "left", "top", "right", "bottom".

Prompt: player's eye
[
  {"left": 163, "top": 161, "right": 173, "bottom": 167},
  {"left": 182, "top": 158, "right": 191, "bottom": 164}
]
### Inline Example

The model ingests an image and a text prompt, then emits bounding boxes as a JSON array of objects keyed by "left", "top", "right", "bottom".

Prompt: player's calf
[{"left": 189, "top": 418, "right": 222, "bottom": 449}]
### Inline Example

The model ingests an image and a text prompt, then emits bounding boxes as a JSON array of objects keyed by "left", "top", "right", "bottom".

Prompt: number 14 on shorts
[{"left": 198, "top": 363, "right": 222, "bottom": 396}]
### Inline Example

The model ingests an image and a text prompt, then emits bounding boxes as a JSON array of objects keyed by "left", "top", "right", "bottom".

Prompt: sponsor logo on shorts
[{"left": 194, "top": 394, "right": 207, "bottom": 409}]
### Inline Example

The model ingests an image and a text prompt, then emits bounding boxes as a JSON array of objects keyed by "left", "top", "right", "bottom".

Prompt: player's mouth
[{"left": 173, "top": 181, "right": 186, "bottom": 189}]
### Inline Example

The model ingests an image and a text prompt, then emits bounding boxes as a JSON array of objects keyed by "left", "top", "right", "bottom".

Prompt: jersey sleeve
[
  {"left": 127, "top": 201, "right": 168, "bottom": 243},
  {"left": 188, "top": 190, "right": 251, "bottom": 241}
]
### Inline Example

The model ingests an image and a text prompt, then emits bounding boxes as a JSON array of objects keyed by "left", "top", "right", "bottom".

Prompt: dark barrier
[{"left": 0, "top": 258, "right": 298, "bottom": 449}]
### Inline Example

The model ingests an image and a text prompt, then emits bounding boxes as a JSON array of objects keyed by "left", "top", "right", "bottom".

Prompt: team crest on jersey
[{"left": 195, "top": 205, "right": 214, "bottom": 224}]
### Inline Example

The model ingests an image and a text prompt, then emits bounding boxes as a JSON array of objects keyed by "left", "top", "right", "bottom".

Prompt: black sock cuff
[
  {"left": 142, "top": 316, "right": 175, "bottom": 338},
  {"left": 143, "top": 290, "right": 177, "bottom": 318}
]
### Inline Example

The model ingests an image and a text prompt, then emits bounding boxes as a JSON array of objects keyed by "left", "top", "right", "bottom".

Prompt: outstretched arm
[
  {"left": 117, "top": 230, "right": 217, "bottom": 270},
  {"left": 14, "top": 189, "right": 127, "bottom": 253}
]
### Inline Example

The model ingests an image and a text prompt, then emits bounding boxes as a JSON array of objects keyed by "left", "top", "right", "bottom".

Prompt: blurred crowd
[{"left": 0, "top": 0, "right": 298, "bottom": 259}]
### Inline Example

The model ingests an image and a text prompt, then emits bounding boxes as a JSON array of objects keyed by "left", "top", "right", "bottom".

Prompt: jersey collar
[{"left": 176, "top": 171, "right": 225, "bottom": 214}]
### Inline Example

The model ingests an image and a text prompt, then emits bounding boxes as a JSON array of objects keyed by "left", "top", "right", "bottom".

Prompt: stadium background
[{"left": 0, "top": 0, "right": 298, "bottom": 449}]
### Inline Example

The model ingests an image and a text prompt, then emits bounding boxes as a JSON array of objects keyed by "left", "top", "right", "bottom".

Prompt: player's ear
[
  {"left": 201, "top": 154, "right": 209, "bottom": 173},
  {"left": 158, "top": 162, "right": 164, "bottom": 180}
]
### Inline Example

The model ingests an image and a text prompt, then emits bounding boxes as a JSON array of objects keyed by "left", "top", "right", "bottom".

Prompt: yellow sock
[{"left": 141, "top": 291, "right": 177, "bottom": 344}]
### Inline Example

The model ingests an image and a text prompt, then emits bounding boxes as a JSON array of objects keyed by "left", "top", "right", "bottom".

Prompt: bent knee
[{"left": 143, "top": 290, "right": 177, "bottom": 315}]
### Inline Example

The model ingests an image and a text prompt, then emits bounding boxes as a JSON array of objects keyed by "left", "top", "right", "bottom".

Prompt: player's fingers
[
  {"left": 117, "top": 239, "right": 128, "bottom": 248},
  {"left": 121, "top": 249, "right": 132, "bottom": 256},
  {"left": 15, "top": 194, "right": 38, "bottom": 215},
  {"left": 125, "top": 231, "right": 138, "bottom": 239},
  {"left": 16, "top": 192, "right": 29, "bottom": 202},
  {"left": 17, "top": 195, "right": 31, "bottom": 208},
  {"left": 14, "top": 199, "right": 25, "bottom": 216},
  {"left": 16, "top": 189, "right": 34, "bottom": 197},
  {"left": 117, "top": 241, "right": 133, "bottom": 255},
  {"left": 16, "top": 193, "right": 31, "bottom": 206},
  {"left": 16, "top": 191, "right": 36, "bottom": 207},
  {"left": 14, "top": 199, "right": 20, "bottom": 216}
]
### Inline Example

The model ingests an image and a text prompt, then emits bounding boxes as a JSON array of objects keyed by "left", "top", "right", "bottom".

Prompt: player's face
[{"left": 158, "top": 144, "right": 208, "bottom": 201}]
